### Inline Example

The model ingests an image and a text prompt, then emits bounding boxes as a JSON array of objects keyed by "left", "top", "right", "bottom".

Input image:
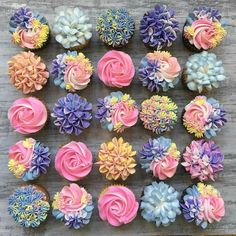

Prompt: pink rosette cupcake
[
  {"left": 55, "top": 141, "right": 93, "bottom": 181},
  {"left": 98, "top": 185, "right": 139, "bottom": 226},
  {"left": 8, "top": 97, "right": 48, "bottom": 134},
  {"left": 97, "top": 50, "right": 135, "bottom": 88}
]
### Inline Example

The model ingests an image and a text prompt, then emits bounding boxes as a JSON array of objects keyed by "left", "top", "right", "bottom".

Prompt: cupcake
[
  {"left": 51, "top": 93, "right": 92, "bottom": 136},
  {"left": 140, "top": 95, "right": 178, "bottom": 134},
  {"left": 139, "top": 51, "right": 181, "bottom": 92},
  {"left": 140, "top": 5, "right": 179, "bottom": 49},
  {"left": 181, "top": 183, "right": 225, "bottom": 229},
  {"left": 8, "top": 97, "right": 48, "bottom": 134},
  {"left": 183, "top": 6, "right": 227, "bottom": 52},
  {"left": 140, "top": 182, "right": 181, "bottom": 227},
  {"left": 139, "top": 137, "right": 180, "bottom": 180},
  {"left": 9, "top": 7, "right": 50, "bottom": 50},
  {"left": 8, "top": 51, "right": 49, "bottom": 94},
  {"left": 95, "top": 91, "right": 139, "bottom": 133},
  {"left": 55, "top": 141, "right": 93, "bottom": 181},
  {"left": 8, "top": 185, "right": 50, "bottom": 227},
  {"left": 52, "top": 183, "right": 94, "bottom": 229},
  {"left": 98, "top": 185, "right": 139, "bottom": 226},
  {"left": 183, "top": 96, "right": 227, "bottom": 138},
  {"left": 182, "top": 139, "right": 224, "bottom": 182},
  {"left": 52, "top": 7, "right": 92, "bottom": 50},
  {"left": 97, "top": 50, "right": 135, "bottom": 88},
  {"left": 51, "top": 51, "right": 93, "bottom": 92},
  {"left": 96, "top": 137, "right": 136, "bottom": 181},
  {"left": 8, "top": 138, "right": 51, "bottom": 181},
  {"left": 96, "top": 8, "right": 135, "bottom": 47}
]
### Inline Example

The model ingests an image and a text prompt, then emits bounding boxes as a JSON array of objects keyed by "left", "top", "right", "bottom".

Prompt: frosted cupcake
[
  {"left": 8, "top": 51, "right": 49, "bottom": 94},
  {"left": 98, "top": 186, "right": 139, "bottom": 226},
  {"left": 8, "top": 97, "right": 48, "bottom": 134},
  {"left": 140, "top": 95, "right": 178, "bottom": 134},
  {"left": 183, "top": 96, "right": 227, "bottom": 138},
  {"left": 8, "top": 138, "right": 51, "bottom": 181},
  {"left": 181, "top": 183, "right": 225, "bottom": 229},
  {"left": 96, "top": 137, "right": 136, "bottom": 181},
  {"left": 183, "top": 6, "right": 227, "bottom": 52},
  {"left": 51, "top": 93, "right": 92, "bottom": 136},
  {"left": 97, "top": 50, "right": 135, "bottom": 88},
  {"left": 139, "top": 51, "right": 181, "bottom": 92},
  {"left": 95, "top": 92, "right": 139, "bottom": 133},
  {"left": 96, "top": 8, "right": 135, "bottom": 47},
  {"left": 9, "top": 7, "right": 50, "bottom": 50},
  {"left": 140, "top": 5, "right": 179, "bottom": 49},
  {"left": 52, "top": 7, "right": 92, "bottom": 50},
  {"left": 52, "top": 183, "right": 94, "bottom": 229},
  {"left": 8, "top": 185, "right": 50, "bottom": 228},
  {"left": 55, "top": 141, "right": 93, "bottom": 181},
  {"left": 140, "top": 182, "right": 181, "bottom": 227}
]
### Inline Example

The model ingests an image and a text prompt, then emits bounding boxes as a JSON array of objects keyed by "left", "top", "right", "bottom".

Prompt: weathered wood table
[{"left": 0, "top": 0, "right": 235, "bottom": 235}]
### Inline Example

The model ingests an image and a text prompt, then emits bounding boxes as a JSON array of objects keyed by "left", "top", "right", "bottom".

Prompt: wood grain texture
[{"left": 0, "top": 0, "right": 235, "bottom": 235}]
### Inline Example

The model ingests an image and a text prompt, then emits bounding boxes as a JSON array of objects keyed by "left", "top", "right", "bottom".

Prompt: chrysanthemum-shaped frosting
[
  {"left": 181, "top": 183, "right": 225, "bottom": 229},
  {"left": 8, "top": 185, "right": 50, "bottom": 228},
  {"left": 183, "top": 6, "right": 227, "bottom": 51},
  {"left": 8, "top": 97, "right": 48, "bottom": 134},
  {"left": 51, "top": 51, "right": 93, "bottom": 92},
  {"left": 52, "top": 7, "right": 92, "bottom": 49},
  {"left": 140, "top": 5, "right": 179, "bottom": 49},
  {"left": 140, "top": 182, "right": 181, "bottom": 227},
  {"left": 96, "top": 8, "right": 135, "bottom": 47},
  {"left": 183, "top": 96, "right": 227, "bottom": 138},
  {"left": 140, "top": 95, "right": 178, "bottom": 134},
  {"left": 96, "top": 92, "right": 139, "bottom": 133},
  {"left": 52, "top": 183, "right": 94, "bottom": 229},
  {"left": 51, "top": 93, "right": 92, "bottom": 135},
  {"left": 139, "top": 137, "right": 180, "bottom": 180},
  {"left": 139, "top": 51, "right": 181, "bottom": 92},
  {"left": 8, "top": 51, "right": 49, "bottom": 94},
  {"left": 8, "top": 138, "right": 51, "bottom": 181},
  {"left": 98, "top": 186, "right": 139, "bottom": 226},
  {"left": 96, "top": 137, "right": 136, "bottom": 181},
  {"left": 182, "top": 140, "right": 224, "bottom": 181},
  {"left": 9, "top": 7, "right": 50, "bottom": 49}
]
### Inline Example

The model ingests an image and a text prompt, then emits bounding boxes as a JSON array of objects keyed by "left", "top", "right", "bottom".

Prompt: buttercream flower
[
  {"left": 98, "top": 186, "right": 139, "bottom": 226},
  {"left": 55, "top": 141, "right": 93, "bottom": 181},
  {"left": 97, "top": 50, "right": 135, "bottom": 88}
]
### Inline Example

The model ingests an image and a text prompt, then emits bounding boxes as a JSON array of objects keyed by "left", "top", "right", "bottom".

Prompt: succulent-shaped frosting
[
  {"left": 183, "top": 96, "right": 227, "bottom": 138},
  {"left": 181, "top": 183, "right": 225, "bottom": 229},
  {"left": 184, "top": 51, "right": 226, "bottom": 93},
  {"left": 8, "top": 51, "right": 49, "bottom": 94},
  {"left": 96, "top": 137, "right": 136, "bottom": 181},
  {"left": 139, "top": 51, "right": 181, "bottom": 92},
  {"left": 140, "top": 182, "right": 181, "bottom": 227},
  {"left": 96, "top": 8, "right": 135, "bottom": 47},
  {"left": 140, "top": 95, "right": 178, "bottom": 134},
  {"left": 140, "top": 5, "right": 179, "bottom": 49},
  {"left": 51, "top": 51, "right": 93, "bottom": 92},
  {"left": 52, "top": 7, "right": 92, "bottom": 49},
  {"left": 52, "top": 183, "right": 94, "bottom": 229},
  {"left": 51, "top": 93, "right": 92, "bottom": 135},
  {"left": 9, "top": 7, "right": 49, "bottom": 49},
  {"left": 139, "top": 137, "right": 180, "bottom": 180},
  {"left": 95, "top": 92, "right": 139, "bottom": 133},
  {"left": 8, "top": 185, "right": 50, "bottom": 228}
]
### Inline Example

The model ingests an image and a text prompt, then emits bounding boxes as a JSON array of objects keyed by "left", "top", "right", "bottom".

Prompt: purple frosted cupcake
[{"left": 51, "top": 93, "right": 92, "bottom": 135}]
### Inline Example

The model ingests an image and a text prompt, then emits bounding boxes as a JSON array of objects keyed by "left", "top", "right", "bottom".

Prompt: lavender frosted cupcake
[{"left": 51, "top": 93, "right": 92, "bottom": 135}]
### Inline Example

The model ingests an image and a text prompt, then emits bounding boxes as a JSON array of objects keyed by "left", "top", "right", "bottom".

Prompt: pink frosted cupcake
[
  {"left": 55, "top": 141, "right": 93, "bottom": 181},
  {"left": 98, "top": 185, "right": 139, "bottom": 226},
  {"left": 8, "top": 97, "right": 48, "bottom": 134}
]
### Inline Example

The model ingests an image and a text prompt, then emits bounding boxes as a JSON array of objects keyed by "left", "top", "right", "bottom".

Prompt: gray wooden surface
[{"left": 0, "top": 0, "right": 235, "bottom": 235}]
